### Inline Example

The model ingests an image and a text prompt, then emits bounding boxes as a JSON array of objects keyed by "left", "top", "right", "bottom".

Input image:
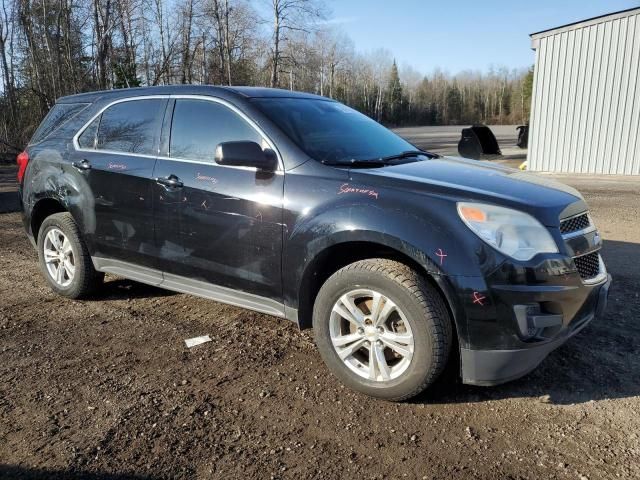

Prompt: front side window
[
  {"left": 170, "top": 99, "right": 263, "bottom": 161},
  {"left": 96, "top": 99, "right": 165, "bottom": 155},
  {"left": 252, "top": 98, "right": 415, "bottom": 164}
]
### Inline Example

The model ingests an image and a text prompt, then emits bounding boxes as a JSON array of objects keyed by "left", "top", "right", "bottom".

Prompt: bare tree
[
  {"left": 0, "top": 0, "right": 532, "bottom": 153},
  {"left": 0, "top": 0, "right": 16, "bottom": 123},
  {"left": 269, "top": 0, "right": 322, "bottom": 88},
  {"left": 209, "top": 0, "right": 227, "bottom": 83},
  {"left": 152, "top": 0, "right": 174, "bottom": 85},
  {"left": 93, "top": 0, "right": 113, "bottom": 89}
]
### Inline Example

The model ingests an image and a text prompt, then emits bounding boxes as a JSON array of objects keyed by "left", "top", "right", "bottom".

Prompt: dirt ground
[{"left": 1, "top": 160, "right": 640, "bottom": 479}]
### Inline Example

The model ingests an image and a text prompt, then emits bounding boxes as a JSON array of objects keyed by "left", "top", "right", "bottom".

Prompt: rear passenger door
[
  {"left": 71, "top": 97, "right": 168, "bottom": 267},
  {"left": 152, "top": 97, "right": 284, "bottom": 302}
]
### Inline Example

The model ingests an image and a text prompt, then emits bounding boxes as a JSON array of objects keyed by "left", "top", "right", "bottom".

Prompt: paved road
[
  {"left": 394, "top": 125, "right": 527, "bottom": 167},
  {"left": 0, "top": 164, "right": 19, "bottom": 213}
]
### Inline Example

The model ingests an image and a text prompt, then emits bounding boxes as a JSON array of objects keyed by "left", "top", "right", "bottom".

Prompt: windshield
[{"left": 252, "top": 98, "right": 418, "bottom": 164}]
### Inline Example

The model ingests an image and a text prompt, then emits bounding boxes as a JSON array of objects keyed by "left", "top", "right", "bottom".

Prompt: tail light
[{"left": 16, "top": 151, "right": 29, "bottom": 183}]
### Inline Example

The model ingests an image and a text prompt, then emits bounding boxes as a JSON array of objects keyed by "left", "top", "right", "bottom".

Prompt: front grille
[
  {"left": 560, "top": 213, "right": 590, "bottom": 234},
  {"left": 574, "top": 252, "right": 601, "bottom": 280}
]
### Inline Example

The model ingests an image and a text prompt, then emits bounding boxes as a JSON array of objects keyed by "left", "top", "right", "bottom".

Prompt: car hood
[{"left": 360, "top": 156, "right": 586, "bottom": 227}]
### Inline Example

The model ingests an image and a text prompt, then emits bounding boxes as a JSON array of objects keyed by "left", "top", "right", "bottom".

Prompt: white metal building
[{"left": 528, "top": 8, "right": 640, "bottom": 175}]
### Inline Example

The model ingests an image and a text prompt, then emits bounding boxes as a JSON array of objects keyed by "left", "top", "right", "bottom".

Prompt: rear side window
[
  {"left": 170, "top": 99, "right": 263, "bottom": 161},
  {"left": 96, "top": 99, "right": 165, "bottom": 155},
  {"left": 30, "top": 103, "right": 89, "bottom": 144}
]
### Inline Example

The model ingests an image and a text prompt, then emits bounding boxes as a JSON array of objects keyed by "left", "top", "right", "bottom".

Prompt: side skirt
[{"left": 92, "top": 257, "right": 293, "bottom": 320}]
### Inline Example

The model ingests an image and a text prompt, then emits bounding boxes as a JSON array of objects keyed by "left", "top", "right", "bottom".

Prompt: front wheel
[{"left": 313, "top": 259, "right": 452, "bottom": 401}]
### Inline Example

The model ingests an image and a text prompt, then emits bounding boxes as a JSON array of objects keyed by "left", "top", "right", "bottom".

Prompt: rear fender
[{"left": 22, "top": 147, "right": 95, "bottom": 238}]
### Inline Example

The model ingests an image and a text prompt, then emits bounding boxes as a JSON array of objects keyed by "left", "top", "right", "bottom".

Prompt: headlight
[{"left": 457, "top": 202, "right": 558, "bottom": 261}]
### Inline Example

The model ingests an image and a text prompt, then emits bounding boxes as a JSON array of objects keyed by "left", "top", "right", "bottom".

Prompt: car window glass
[
  {"left": 31, "top": 103, "right": 89, "bottom": 144},
  {"left": 97, "top": 99, "right": 165, "bottom": 154},
  {"left": 170, "top": 99, "right": 263, "bottom": 161},
  {"left": 78, "top": 117, "right": 99, "bottom": 149},
  {"left": 252, "top": 98, "right": 415, "bottom": 163}
]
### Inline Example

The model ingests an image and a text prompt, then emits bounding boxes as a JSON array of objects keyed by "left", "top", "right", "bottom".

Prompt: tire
[
  {"left": 313, "top": 259, "right": 452, "bottom": 401},
  {"left": 37, "top": 212, "right": 104, "bottom": 299}
]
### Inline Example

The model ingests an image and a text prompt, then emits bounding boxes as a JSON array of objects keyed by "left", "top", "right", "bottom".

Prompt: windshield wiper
[
  {"left": 377, "top": 150, "right": 439, "bottom": 162},
  {"left": 321, "top": 150, "right": 439, "bottom": 168}
]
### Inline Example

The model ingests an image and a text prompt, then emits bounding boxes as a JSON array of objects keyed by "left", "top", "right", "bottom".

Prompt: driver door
[{"left": 152, "top": 98, "right": 284, "bottom": 302}]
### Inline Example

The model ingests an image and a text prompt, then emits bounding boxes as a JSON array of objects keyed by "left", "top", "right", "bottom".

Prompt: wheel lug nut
[
  {"left": 357, "top": 327, "right": 364, "bottom": 334},
  {"left": 377, "top": 326, "right": 384, "bottom": 334},
  {"left": 376, "top": 340, "right": 383, "bottom": 347}
]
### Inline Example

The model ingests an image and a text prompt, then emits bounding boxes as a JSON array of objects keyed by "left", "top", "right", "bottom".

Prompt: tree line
[{"left": 0, "top": 0, "right": 534, "bottom": 154}]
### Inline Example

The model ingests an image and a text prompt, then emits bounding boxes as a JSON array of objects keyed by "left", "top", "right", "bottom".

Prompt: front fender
[
  {"left": 283, "top": 204, "right": 478, "bottom": 345},
  {"left": 284, "top": 192, "right": 497, "bottom": 284},
  {"left": 281, "top": 162, "right": 506, "bottom": 344}
]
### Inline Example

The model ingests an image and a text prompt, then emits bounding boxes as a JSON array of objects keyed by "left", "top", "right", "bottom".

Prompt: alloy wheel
[
  {"left": 43, "top": 228, "right": 75, "bottom": 287},
  {"left": 329, "top": 288, "right": 415, "bottom": 382}
]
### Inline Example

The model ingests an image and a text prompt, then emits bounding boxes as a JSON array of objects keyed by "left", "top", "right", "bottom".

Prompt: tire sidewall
[{"left": 313, "top": 267, "right": 439, "bottom": 400}]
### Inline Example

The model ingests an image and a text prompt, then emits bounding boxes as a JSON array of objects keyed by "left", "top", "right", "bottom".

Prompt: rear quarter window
[
  {"left": 30, "top": 103, "right": 89, "bottom": 144},
  {"left": 77, "top": 117, "right": 99, "bottom": 149}
]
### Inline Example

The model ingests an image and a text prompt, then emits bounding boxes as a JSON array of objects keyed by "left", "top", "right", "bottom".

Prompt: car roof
[{"left": 57, "top": 85, "right": 330, "bottom": 104}]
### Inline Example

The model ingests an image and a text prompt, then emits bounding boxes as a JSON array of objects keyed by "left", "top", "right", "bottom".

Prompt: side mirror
[{"left": 214, "top": 141, "right": 278, "bottom": 172}]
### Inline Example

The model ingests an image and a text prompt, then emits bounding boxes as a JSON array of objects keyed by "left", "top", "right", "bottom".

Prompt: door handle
[
  {"left": 156, "top": 175, "right": 184, "bottom": 189},
  {"left": 72, "top": 159, "right": 92, "bottom": 171}
]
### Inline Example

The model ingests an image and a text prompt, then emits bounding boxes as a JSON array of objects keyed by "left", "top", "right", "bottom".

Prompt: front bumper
[{"left": 461, "top": 273, "right": 611, "bottom": 386}]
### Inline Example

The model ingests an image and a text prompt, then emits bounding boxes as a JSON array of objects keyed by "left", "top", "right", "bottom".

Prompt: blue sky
[{"left": 329, "top": 0, "right": 640, "bottom": 74}]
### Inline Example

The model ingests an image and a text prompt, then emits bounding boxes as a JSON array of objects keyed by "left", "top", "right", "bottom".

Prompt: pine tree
[{"left": 386, "top": 59, "right": 403, "bottom": 126}]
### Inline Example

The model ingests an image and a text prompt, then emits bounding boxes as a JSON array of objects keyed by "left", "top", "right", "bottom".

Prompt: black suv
[{"left": 18, "top": 86, "right": 611, "bottom": 401}]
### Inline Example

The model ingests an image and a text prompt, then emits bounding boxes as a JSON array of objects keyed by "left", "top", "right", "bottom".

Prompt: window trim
[
  {"left": 77, "top": 115, "right": 100, "bottom": 149},
  {"left": 72, "top": 94, "right": 284, "bottom": 172}
]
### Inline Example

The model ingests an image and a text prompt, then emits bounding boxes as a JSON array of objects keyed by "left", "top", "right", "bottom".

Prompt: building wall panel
[{"left": 528, "top": 10, "right": 640, "bottom": 174}]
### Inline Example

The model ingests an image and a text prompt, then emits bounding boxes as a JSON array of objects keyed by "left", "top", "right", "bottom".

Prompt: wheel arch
[
  {"left": 30, "top": 197, "right": 67, "bottom": 242},
  {"left": 295, "top": 240, "right": 463, "bottom": 348}
]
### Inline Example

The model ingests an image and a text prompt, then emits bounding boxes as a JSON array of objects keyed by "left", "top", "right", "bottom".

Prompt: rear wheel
[
  {"left": 37, "top": 212, "right": 103, "bottom": 298},
  {"left": 313, "top": 259, "right": 452, "bottom": 401}
]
